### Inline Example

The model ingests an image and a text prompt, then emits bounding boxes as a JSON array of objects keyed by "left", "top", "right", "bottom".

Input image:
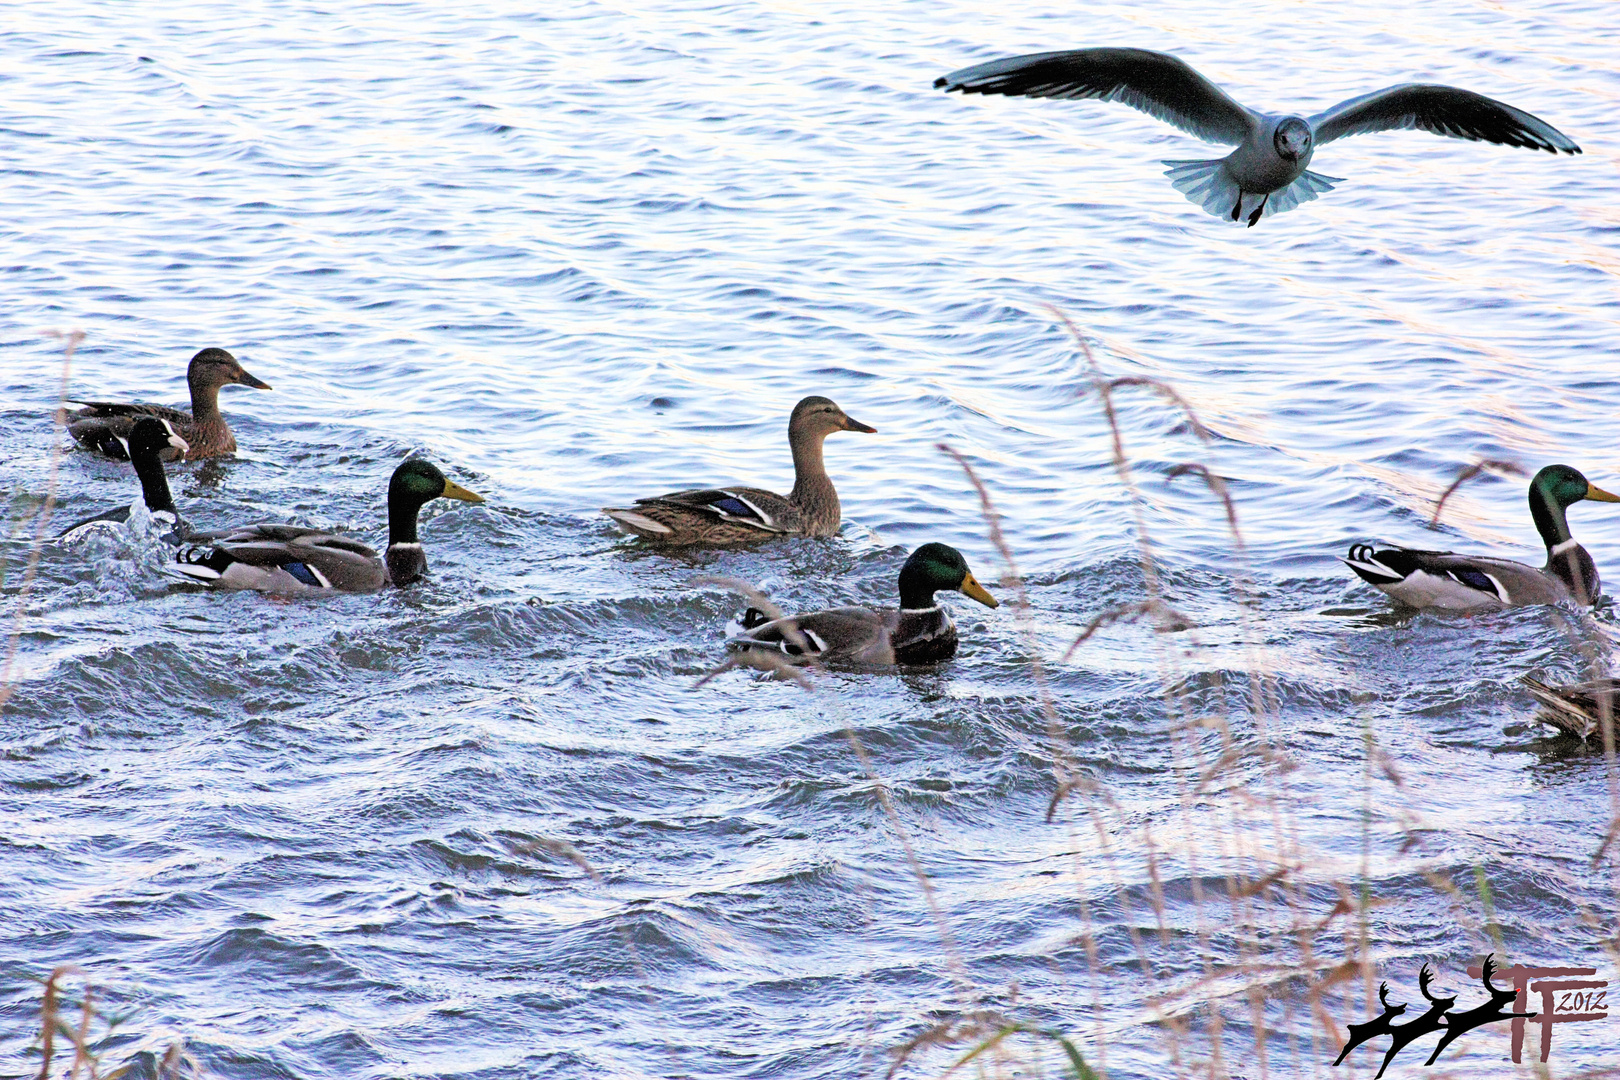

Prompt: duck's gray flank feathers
[
  {"left": 1343, "top": 465, "right": 1618, "bottom": 610},
  {"left": 170, "top": 459, "right": 484, "bottom": 594}
]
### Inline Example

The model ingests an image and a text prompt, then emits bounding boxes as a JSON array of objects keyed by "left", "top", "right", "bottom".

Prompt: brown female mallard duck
[
  {"left": 726, "top": 543, "right": 999, "bottom": 665},
  {"left": 1521, "top": 676, "right": 1619, "bottom": 741},
  {"left": 603, "top": 395, "right": 874, "bottom": 544},
  {"left": 68, "top": 347, "right": 271, "bottom": 461},
  {"left": 1344, "top": 465, "right": 1620, "bottom": 609},
  {"left": 171, "top": 459, "right": 483, "bottom": 592}
]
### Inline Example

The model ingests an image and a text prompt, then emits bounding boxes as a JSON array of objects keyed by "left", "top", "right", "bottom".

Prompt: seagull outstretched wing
[
  {"left": 1310, "top": 84, "right": 1580, "bottom": 153},
  {"left": 935, "top": 47, "right": 1257, "bottom": 146}
]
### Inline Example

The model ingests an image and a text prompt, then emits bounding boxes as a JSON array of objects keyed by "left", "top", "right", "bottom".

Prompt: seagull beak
[
  {"left": 1586, "top": 482, "right": 1620, "bottom": 503},
  {"left": 960, "top": 572, "right": 998, "bottom": 609},
  {"left": 441, "top": 478, "right": 485, "bottom": 504}
]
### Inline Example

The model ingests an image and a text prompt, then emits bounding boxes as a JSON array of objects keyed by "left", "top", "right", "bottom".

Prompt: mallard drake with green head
[
  {"left": 1344, "top": 465, "right": 1620, "bottom": 609},
  {"left": 172, "top": 459, "right": 483, "bottom": 592},
  {"left": 56, "top": 417, "right": 192, "bottom": 545},
  {"left": 726, "top": 543, "right": 999, "bottom": 664},
  {"left": 1520, "top": 675, "right": 1619, "bottom": 741},
  {"left": 603, "top": 396, "right": 875, "bottom": 545},
  {"left": 69, "top": 347, "right": 271, "bottom": 461}
]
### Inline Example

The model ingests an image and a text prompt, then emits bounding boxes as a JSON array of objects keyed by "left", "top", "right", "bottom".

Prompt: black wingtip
[{"left": 933, "top": 76, "right": 950, "bottom": 90}]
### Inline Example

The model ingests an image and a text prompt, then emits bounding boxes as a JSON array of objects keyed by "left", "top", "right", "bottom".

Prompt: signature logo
[{"left": 1333, "top": 955, "right": 1608, "bottom": 1076}]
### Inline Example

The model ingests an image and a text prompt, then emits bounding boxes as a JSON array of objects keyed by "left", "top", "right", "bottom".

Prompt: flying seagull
[{"left": 934, "top": 47, "right": 1580, "bottom": 225}]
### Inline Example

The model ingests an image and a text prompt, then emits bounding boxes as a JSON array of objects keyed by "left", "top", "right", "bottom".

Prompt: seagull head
[{"left": 1273, "top": 118, "right": 1312, "bottom": 162}]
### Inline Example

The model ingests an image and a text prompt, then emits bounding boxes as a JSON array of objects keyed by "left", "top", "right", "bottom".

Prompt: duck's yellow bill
[
  {"left": 1587, "top": 483, "right": 1620, "bottom": 503},
  {"left": 442, "top": 478, "right": 485, "bottom": 504},
  {"left": 960, "top": 572, "right": 999, "bottom": 609}
]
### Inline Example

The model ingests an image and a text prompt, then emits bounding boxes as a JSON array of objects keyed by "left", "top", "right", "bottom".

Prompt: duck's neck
[
  {"left": 188, "top": 375, "right": 224, "bottom": 426},
  {"left": 788, "top": 429, "right": 839, "bottom": 530},
  {"left": 132, "top": 452, "right": 176, "bottom": 515},
  {"left": 1529, "top": 487, "right": 1574, "bottom": 551},
  {"left": 387, "top": 497, "right": 424, "bottom": 548},
  {"left": 897, "top": 566, "right": 939, "bottom": 612}
]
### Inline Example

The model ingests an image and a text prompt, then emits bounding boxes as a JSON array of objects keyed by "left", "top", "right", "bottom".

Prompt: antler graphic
[
  {"left": 1333, "top": 981, "right": 1407, "bottom": 1066},
  {"left": 1424, "top": 954, "right": 1538, "bottom": 1066},
  {"left": 1374, "top": 965, "right": 1456, "bottom": 1079},
  {"left": 1418, "top": 964, "right": 1439, "bottom": 1000}
]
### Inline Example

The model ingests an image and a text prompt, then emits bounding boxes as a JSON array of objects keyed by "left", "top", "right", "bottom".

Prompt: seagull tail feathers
[
  {"left": 1164, "top": 160, "right": 1343, "bottom": 223},
  {"left": 1162, "top": 158, "right": 1241, "bottom": 220},
  {"left": 1264, "top": 169, "right": 1343, "bottom": 218}
]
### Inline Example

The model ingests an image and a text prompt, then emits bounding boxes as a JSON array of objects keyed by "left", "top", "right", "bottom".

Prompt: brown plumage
[
  {"left": 68, "top": 347, "right": 271, "bottom": 462},
  {"left": 603, "top": 396, "right": 875, "bottom": 545},
  {"left": 1521, "top": 675, "right": 1620, "bottom": 741}
]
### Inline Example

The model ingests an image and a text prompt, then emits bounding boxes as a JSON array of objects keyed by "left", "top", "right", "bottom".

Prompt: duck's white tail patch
[
  {"left": 169, "top": 561, "right": 224, "bottom": 582},
  {"left": 602, "top": 509, "right": 671, "bottom": 536},
  {"left": 1343, "top": 544, "right": 1403, "bottom": 582}
]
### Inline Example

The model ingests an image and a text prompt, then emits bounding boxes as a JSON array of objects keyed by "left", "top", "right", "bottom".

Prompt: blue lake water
[{"left": 2, "top": 1, "right": 1618, "bottom": 1077}]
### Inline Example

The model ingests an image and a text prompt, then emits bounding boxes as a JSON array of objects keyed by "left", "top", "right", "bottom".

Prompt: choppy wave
[{"left": 3, "top": 1, "right": 1618, "bottom": 1077}]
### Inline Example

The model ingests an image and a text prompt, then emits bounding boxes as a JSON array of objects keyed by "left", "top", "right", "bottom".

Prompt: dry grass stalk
[
  {"left": 1026, "top": 309, "right": 1411, "bottom": 1076},
  {"left": 30, "top": 964, "right": 213, "bottom": 1080},
  {"left": 31, "top": 963, "right": 142, "bottom": 1080},
  {"left": 1058, "top": 599, "right": 1193, "bottom": 664},
  {"left": 1429, "top": 458, "right": 1527, "bottom": 528},
  {"left": 1, "top": 330, "right": 80, "bottom": 711},
  {"left": 691, "top": 570, "right": 982, "bottom": 1032},
  {"left": 1048, "top": 312, "right": 1271, "bottom": 1072},
  {"left": 940, "top": 440, "right": 1202, "bottom": 1078},
  {"left": 500, "top": 835, "right": 603, "bottom": 883}
]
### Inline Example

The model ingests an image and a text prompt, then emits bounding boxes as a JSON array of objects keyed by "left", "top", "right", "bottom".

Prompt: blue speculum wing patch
[
  {"left": 1450, "top": 568, "right": 1497, "bottom": 594},
  {"left": 710, "top": 496, "right": 755, "bottom": 519},
  {"left": 283, "top": 562, "right": 323, "bottom": 587}
]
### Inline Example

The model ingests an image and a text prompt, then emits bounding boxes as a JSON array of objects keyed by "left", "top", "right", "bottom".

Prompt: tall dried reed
[
  {"left": 901, "top": 315, "right": 1620, "bottom": 1079},
  {"left": 1, "top": 330, "right": 80, "bottom": 710}
]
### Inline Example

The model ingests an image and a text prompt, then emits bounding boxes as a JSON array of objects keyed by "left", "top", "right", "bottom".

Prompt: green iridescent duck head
[{"left": 897, "top": 543, "right": 999, "bottom": 611}]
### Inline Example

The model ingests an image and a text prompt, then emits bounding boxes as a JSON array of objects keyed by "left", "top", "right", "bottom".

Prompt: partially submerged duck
[
  {"left": 69, "top": 347, "right": 271, "bottom": 461},
  {"left": 57, "top": 417, "right": 192, "bottom": 544},
  {"left": 603, "top": 396, "right": 875, "bottom": 544},
  {"left": 1521, "top": 676, "right": 1620, "bottom": 742},
  {"left": 172, "top": 459, "right": 483, "bottom": 592},
  {"left": 726, "top": 543, "right": 999, "bottom": 665},
  {"left": 1344, "top": 465, "right": 1620, "bottom": 609}
]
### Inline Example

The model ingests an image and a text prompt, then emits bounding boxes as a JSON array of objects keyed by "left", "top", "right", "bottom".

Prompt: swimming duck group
[
  {"left": 55, "top": 361, "right": 1002, "bottom": 664},
  {"left": 44, "top": 43, "right": 1600, "bottom": 685},
  {"left": 54, "top": 344, "right": 1618, "bottom": 684}
]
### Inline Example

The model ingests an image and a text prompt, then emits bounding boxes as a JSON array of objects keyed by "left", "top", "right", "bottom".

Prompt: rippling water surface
[{"left": 3, "top": 1, "right": 1619, "bottom": 1077}]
